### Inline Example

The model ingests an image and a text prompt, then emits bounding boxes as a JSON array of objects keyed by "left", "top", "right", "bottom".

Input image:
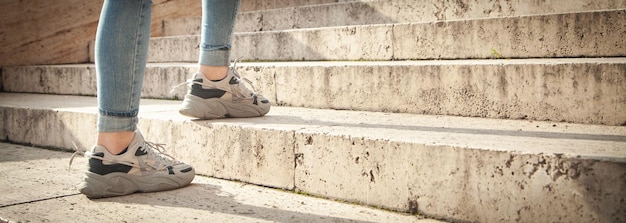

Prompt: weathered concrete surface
[
  {"left": 0, "top": 0, "right": 362, "bottom": 66},
  {"left": 392, "top": 9, "right": 626, "bottom": 60},
  {"left": 0, "top": 0, "right": 355, "bottom": 66},
  {"left": 0, "top": 63, "right": 196, "bottom": 99},
  {"left": 0, "top": 94, "right": 297, "bottom": 190},
  {"left": 151, "top": 10, "right": 626, "bottom": 62},
  {"left": 261, "top": 59, "right": 626, "bottom": 126},
  {"left": 166, "top": 0, "right": 626, "bottom": 35},
  {"left": 1, "top": 65, "right": 99, "bottom": 96},
  {"left": 294, "top": 133, "right": 626, "bottom": 222},
  {"left": 0, "top": 143, "right": 435, "bottom": 223},
  {"left": 3, "top": 58, "right": 625, "bottom": 125},
  {"left": 1, "top": 93, "right": 625, "bottom": 222},
  {"left": 239, "top": 0, "right": 352, "bottom": 12},
  {"left": 4, "top": 0, "right": 623, "bottom": 66},
  {"left": 165, "top": 0, "right": 360, "bottom": 37}
]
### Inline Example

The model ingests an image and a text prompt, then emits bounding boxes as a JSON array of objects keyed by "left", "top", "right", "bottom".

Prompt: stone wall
[
  {"left": 0, "top": 0, "right": 202, "bottom": 67},
  {"left": 0, "top": 0, "right": 346, "bottom": 67}
]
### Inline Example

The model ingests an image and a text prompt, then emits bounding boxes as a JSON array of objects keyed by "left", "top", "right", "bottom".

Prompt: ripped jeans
[{"left": 95, "top": 0, "right": 240, "bottom": 132}]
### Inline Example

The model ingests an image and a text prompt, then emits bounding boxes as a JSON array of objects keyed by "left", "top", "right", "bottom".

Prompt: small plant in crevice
[{"left": 491, "top": 48, "right": 502, "bottom": 59}]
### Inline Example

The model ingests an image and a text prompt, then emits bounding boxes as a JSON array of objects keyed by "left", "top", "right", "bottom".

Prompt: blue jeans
[{"left": 96, "top": 0, "right": 240, "bottom": 132}]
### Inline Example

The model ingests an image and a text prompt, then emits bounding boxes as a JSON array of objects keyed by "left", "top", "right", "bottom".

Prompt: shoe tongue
[
  {"left": 117, "top": 147, "right": 129, "bottom": 155},
  {"left": 193, "top": 72, "right": 206, "bottom": 79},
  {"left": 128, "top": 131, "right": 146, "bottom": 153},
  {"left": 229, "top": 76, "right": 240, "bottom": 85}
]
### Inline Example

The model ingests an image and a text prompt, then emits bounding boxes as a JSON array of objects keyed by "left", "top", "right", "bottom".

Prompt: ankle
[
  {"left": 97, "top": 131, "right": 135, "bottom": 155},
  {"left": 199, "top": 65, "right": 228, "bottom": 81}
]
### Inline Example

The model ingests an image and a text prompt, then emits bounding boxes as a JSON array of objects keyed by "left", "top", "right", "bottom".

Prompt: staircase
[{"left": 1, "top": 0, "right": 625, "bottom": 222}]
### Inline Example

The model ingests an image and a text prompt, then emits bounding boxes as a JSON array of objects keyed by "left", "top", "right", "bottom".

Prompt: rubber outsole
[
  {"left": 179, "top": 94, "right": 270, "bottom": 119},
  {"left": 79, "top": 170, "right": 195, "bottom": 199}
]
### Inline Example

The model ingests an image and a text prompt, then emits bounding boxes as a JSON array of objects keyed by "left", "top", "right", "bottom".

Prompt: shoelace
[
  {"left": 227, "top": 68, "right": 259, "bottom": 98},
  {"left": 68, "top": 141, "right": 179, "bottom": 171},
  {"left": 68, "top": 142, "right": 85, "bottom": 171},
  {"left": 143, "top": 141, "right": 180, "bottom": 168}
]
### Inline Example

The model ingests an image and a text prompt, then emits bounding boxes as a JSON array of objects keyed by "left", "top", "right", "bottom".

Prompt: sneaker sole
[
  {"left": 179, "top": 94, "right": 270, "bottom": 119},
  {"left": 79, "top": 171, "right": 195, "bottom": 199}
]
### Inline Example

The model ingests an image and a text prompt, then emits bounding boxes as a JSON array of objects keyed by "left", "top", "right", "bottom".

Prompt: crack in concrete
[{"left": 0, "top": 193, "right": 81, "bottom": 209}]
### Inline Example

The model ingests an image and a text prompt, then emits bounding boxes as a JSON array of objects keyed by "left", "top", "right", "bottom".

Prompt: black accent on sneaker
[
  {"left": 117, "top": 147, "right": 129, "bottom": 155},
  {"left": 135, "top": 146, "right": 147, "bottom": 156},
  {"left": 190, "top": 79, "right": 227, "bottom": 99},
  {"left": 167, "top": 166, "right": 175, "bottom": 175},
  {"left": 88, "top": 152, "right": 133, "bottom": 175},
  {"left": 181, "top": 167, "right": 193, "bottom": 173},
  {"left": 229, "top": 77, "right": 239, "bottom": 85},
  {"left": 210, "top": 77, "right": 225, "bottom": 82}
]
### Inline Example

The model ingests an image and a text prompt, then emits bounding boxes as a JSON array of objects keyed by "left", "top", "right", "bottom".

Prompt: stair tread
[
  {"left": 17, "top": 57, "right": 626, "bottom": 67},
  {"left": 2, "top": 92, "right": 624, "bottom": 162}
]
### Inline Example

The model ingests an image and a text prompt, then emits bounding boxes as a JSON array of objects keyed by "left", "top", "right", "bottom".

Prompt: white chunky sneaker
[
  {"left": 178, "top": 66, "right": 271, "bottom": 119},
  {"left": 78, "top": 131, "right": 195, "bottom": 198}
]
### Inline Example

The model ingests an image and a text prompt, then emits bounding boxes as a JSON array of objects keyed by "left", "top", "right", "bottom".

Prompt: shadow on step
[
  {"left": 92, "top": 182, "right": 380, "bottom": 223},
  {"left": 193, "top": 114, "right": 626, "bottom": 142}
]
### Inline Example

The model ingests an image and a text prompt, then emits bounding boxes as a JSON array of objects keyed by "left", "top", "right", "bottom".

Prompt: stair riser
[
  {"left": 166, "top": 0, "right": 626, "bottom": 34},
  {"left": 264, "top": 62, "right": 626, "bottom": 126},
  {"left": 139, "top": 118, "right": 297, "bottom": 189},
  {"left": 0, "top": 106, "right": 296, "bottom": 189},
  {"left": 4, "top": 60, "right": 625, "bottom": 125},
  {"left": 0, "top": 64, "right": 193, "bottom": 99},
  {"left": 2, "top": 66, "right": 98, "bottom": 96},
  {"left": 2, "top": 105, "right": 624, "bottom": 223},
  {"left": 239, "top": 0, "right": 351, "bottom": 12},
  {"left": 295, "top": 132, "right": 625, "bottom": 223},
  {"left": 149, "top": 10, "right": 626, "bottom": 62}
]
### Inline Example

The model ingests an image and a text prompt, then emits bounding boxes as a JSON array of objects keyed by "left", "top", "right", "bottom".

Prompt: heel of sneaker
[
  {"left": 179, "top": 95, "right": 227, "bottom": 119},
  {"left": 79, "top": 172, "right": 138, "bottom": 199}
]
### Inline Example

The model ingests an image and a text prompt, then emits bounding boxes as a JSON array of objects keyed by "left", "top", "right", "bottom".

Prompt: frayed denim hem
[
  {"left": 97, "top": 115, "right": 138, "bottom": 132},
  {"left": 199, "top": 47, "right": 231, "bottom": 66}
]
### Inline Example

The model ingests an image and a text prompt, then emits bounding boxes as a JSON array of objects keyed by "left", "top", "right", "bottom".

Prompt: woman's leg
[
  {"left": 198, "top": 0, "right": 241, "bottom": 79},
  {"left": 80, "top": 0, "right": 194, "bottom": 199},
  {"left": 95, "top": 0, "right": 152, "bottom": 154}
]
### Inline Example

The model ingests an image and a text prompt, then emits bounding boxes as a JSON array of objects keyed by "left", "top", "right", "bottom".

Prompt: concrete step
[
  {"left": 165, "top": 0, "right": 626, "bottom": 35},
  {"left": 0, "top": 142, "right": 438, "bottom": 223},
  {"left": 239, "top": 0, "right": 355, "bottom": 12},
  {"left": 147, "top": 10, "right": 625, "bottom": 62},
  {"left": 1, "top": 93, "right": 625, "bottom": 222},
  {"left": 3, "top": 58, "right": 625, "bottom": 125}
]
